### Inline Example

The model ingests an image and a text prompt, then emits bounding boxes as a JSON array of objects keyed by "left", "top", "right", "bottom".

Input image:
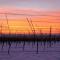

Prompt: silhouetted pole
[
  {"left": 0, "top": 24, "right": 2, "bottom": 37},
  {"left": 29, "top": 18, "right": 39, "bottom": 53},
  {"left": 23, "top": 32, "right": 26, "bottom": 51},
  {"left": 26, "top": 17, "right": 36, "bottom": 45},
  {"left": 5, "top": 14, "right": 11, "bottom": 54},
  {"left": 29, "top": 17, "right": 36, "bottom": 40},
  {"left": 26, "top": 17, "right": 33, "bottom": 33},
  {"left": 0, "top": 24, "right": 4, "bottom": 50},
  {"left": 49, "top": 26, "right": 52, "bottom": 47},
  {"left": 39, "top": 29, "right": 43, "bottom": 46},
  {"left": 50, "top": 26, "right": 52, "bottom": 40},
  {"left": 30, "top": 18, "right": 35, "bottom": 33},
  {"left": 5, "top": 14, "right": 11, "bottom": 35}
]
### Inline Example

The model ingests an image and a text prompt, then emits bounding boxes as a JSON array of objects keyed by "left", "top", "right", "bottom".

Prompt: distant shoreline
[{"left": 0, "top": 34, "right": 60, "bottom": 42}]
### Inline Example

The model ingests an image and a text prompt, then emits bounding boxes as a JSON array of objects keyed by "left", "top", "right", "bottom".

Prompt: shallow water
[{"left": 0, "top": 41, "right": 60, "bottom": 60}]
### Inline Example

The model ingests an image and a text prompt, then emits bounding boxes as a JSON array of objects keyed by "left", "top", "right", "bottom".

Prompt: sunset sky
[{"left": 0, "top": 0, "right": 60, "bottom": 34}]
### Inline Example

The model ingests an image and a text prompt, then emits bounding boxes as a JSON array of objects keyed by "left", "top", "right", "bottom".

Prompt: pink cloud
[
  {"left": 0, "top": 7, "right": 60, "bottom": 17},
  {"left": 2, "top": 0, "right": 59, "bottom": 2},
  {"left": 15, "top": 0, "right": 59, "bottom": 2}
]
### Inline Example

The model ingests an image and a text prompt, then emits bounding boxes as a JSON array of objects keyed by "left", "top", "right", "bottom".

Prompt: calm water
[{"left": 0, "top": 41, "right": 60, "bottom": 60}]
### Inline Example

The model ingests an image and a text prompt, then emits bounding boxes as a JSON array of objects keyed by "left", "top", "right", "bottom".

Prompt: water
[{"left": 0, "top": 41, "right": 60, "bottom": 60}]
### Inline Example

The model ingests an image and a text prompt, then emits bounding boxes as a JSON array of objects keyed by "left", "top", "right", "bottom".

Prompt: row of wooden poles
[
  {"left": 0, "top": 13, "right": 52, "bottom": 37},
  {"left": 0, "top": 13, "right": 53, "bottom": 54},
  {"left": 0, "top": 13, "right": 59, "bottom": 54}
]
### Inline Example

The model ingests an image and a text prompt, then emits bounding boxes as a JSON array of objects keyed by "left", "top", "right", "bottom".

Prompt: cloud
[
  {"left": 16, "top": 0, "right": 60, "bottom": 2},
  {"left": 0, "top": 0, "right": 60, "bottom": 10},
  {"left": 0, "top": 0, "right": 59, "bottom": 3},
  {"left": 0, "top": 7, "right": 60, "bottom": 17}
]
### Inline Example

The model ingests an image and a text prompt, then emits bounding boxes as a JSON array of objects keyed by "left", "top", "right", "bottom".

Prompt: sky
[
  {"left": 0, "top": 0, "right": 60, "bottom": 10},
  {"left": 0, "top": 0, "right": 60, "bottom": 34}
]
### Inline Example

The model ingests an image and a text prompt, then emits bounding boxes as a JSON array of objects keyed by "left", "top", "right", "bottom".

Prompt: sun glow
[{"left": 0, "top": 15, "right": 60, "bottom": 34}]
